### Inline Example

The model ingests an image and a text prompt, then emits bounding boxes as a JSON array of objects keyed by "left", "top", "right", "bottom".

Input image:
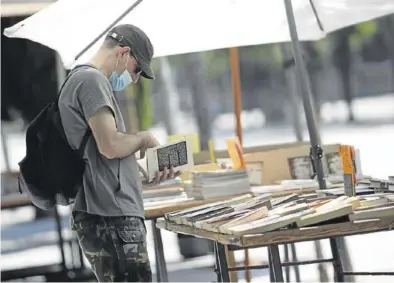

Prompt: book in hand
[{"left": 138, "top": 139, "right": 194, "bottom": 183}]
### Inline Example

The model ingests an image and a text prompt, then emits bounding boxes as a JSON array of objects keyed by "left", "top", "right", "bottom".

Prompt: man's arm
[
  {"left": 76, "top": 70, "right": 158, "bottom": 159},
  {"left": 88, "top": 107, "right": 144, "bottom": 159}
]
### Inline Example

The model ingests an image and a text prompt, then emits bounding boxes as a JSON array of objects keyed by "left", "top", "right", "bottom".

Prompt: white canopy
[{"left": 3, "top": 0, "right": 394, "bottom": 69}]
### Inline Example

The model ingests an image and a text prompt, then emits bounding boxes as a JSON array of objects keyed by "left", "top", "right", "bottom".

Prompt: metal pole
[
  {"left": 283, "top": 0, "right": 327, "bottom": 190},
  {"left": 216, "top": 242, "right": 231, "bottom": 282},
  {"left": 269, "top": 245, "right": 284, "bottom": 282},
  {"left": 54, "top": 205, "right": 67, "bottom": 270},
  {"left": 229, "top": 46, "right": 247, "bottom": 282},
  {"left": 75, "top": 0, "right": 143, "bottom": 61},
  {"left": 151, "top": 219, "right": 169, "bottom": 282},
  {"left": 229, "top": 47, "right": 243, "bottom": 145}
]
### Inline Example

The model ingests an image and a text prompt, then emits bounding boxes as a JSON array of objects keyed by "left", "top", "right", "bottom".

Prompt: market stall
[
  {"left": 156, "top": 190, "right": 394, "bottom": 282},
  {"left": 3, "top": 1, "right": 394, "bottom": 282}
]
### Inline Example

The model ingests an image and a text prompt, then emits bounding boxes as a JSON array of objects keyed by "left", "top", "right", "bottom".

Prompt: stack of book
[
  {"left": 142, "top": 179, "right": 189, "bottom": 208},
  {"left": 187, "top": 168, "right": 251, "bottom": 200}
]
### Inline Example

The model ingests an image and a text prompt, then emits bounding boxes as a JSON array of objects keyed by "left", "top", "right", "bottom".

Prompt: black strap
[{"left": 77, "top": 128, "right": 91, "bottom": 157}]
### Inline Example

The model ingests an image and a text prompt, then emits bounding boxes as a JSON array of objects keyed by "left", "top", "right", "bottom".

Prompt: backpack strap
[{"left": 77, "top": 128, "right": 91, "bottom": 157}]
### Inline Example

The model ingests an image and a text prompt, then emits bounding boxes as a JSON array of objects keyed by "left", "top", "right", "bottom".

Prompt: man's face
[{"left": 114, "top": 46, "right": 142, "bottom": 83}]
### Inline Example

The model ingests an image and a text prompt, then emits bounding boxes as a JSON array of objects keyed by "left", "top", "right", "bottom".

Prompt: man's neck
[{"left": 89, "top": 48, "right": 114, "bottom": 78}]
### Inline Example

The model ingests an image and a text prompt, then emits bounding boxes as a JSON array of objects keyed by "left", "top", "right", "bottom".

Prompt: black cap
[{"left": 107, "top": 24, "right": 154, "bottom": 79}]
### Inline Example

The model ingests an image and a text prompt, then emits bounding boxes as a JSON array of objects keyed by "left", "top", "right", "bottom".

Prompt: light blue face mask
[{"left": 109, "top": 69, "right": 133, "bottom": 91}]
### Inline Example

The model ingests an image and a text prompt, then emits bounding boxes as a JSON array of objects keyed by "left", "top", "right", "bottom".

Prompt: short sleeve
[{"left": 76, "top": 69, "right": 115, "bottom": 121}]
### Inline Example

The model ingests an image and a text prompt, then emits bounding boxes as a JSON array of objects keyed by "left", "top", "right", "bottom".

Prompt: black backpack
[{"left": 18, "top": 65, "right": 92, "bottom": 210}]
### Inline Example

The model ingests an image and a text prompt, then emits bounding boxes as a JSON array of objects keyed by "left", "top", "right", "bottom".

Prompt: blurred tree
[
  {"left": 133, "top": 78, "right": 153, "bottom": 131},
  {"left": 352, "top": 21, "right": 378, "bottom": 52},
  {"left": 331, "top": 21, "right": 379, "bottom": 121},
  {"left": 280, "top": 43, "right": 303, "bottom": 141},
  {"left": 157, "top": 57, "right": 180, "bottom": 135},
  {"left": 332, "top": 26, "right": 355, "bottom": 121},
  {"left": 199, "top": 45, "right": 284, "bottom": 121},
  {"left": 183, "top": 53, "right": 213, "bottom": 150},
  {"left": 200, "top": 44, "right": 282, "bottom": 80},
  {"left": 303, "top": 41, "right": 323, "bottom": 119},
  {"left": 380, "top": 15, "right": 394, "bottom": 89}
]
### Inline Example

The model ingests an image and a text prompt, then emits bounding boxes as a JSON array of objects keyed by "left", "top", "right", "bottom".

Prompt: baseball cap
[{"left": 107, "top": 24, "right": 155, "bottom": 79}]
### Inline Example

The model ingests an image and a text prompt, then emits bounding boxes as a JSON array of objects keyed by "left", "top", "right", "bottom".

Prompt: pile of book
[
  {"left": 143, "top": 179, "right": 190, "bottom": 208},
  {"left": 187, "top": 168, "right": 251, "bottom": 200},
  {"left": 164, "top": 192, "right": 394, "bottom": 236}
]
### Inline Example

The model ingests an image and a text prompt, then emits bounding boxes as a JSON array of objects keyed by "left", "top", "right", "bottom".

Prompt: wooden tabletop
[
  {"left": 1, "top": 194, "right": 31, "bottom": 209},
  {"left": 156, "top": 217, "right": 394, "bottom": 247}
]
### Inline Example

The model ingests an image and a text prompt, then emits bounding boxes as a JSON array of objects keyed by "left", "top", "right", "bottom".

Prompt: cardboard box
[
  {"left": 193, "top": 141, "right": 310, "bottom": 165},
  {"left": 243, "top": 143, "right": 345, "bottom": 185}
]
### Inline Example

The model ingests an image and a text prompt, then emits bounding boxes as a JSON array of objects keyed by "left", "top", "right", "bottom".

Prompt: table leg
[
  {"left": 269, "top": 244, "right": 284, "bottom": 282},
  {"left": 268, "top": 248, "right": 275, "bottom": 282},
  {"left": 336, "top": 237, "right": 355, "bottom": 282},
  {"left": 216, "top": 242, "right": 231, "bottom": 282},
  {"left": 284, "top": 244, "right": 290, "bottom": 282},
  {"left": 151, "top": 219, "right": 169, "bottom": 282},
  {"left": 54, "top": 205, "right": 67, "bottom": 270},
  {"left": 329, "top": 238, "right": 345, "bottom": 282},
  {"left": 214, "top": 242, "right": 222, "bottom": 282},
  {"left": 290, "top": 243, "right": 301, "bottom": 282},
  {"left": 314, "top": 240, "right": 329, "bottom": 282}
]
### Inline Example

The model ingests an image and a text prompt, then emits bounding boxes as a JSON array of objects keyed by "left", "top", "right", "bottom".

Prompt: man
[{"left": 58, "top": 24, "right": 175, "bottom": 282}]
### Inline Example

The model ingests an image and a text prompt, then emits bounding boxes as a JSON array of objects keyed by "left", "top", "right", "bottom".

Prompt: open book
[{"left": 137, "top": 139, "right": 194, "bottom": 183}]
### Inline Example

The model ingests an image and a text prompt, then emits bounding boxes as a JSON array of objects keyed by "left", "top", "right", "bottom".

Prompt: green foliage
[
  {"left": 199, "top": 44, "right": 285, "bottom": 80},
  {"left": 127, "top": 78, "right": 153, "bottom": 131},
  {"left": 200, "top": 49, "right": 230, "bottom": 79},
  {"left": 349, "top": 21, "right": 377, "bottom": 49},
  {"left": 136, "top": 78, "right": 153, "bottom": 130},
  {"left": 147, "top": 19, "right": 379, "bottom": 87}
]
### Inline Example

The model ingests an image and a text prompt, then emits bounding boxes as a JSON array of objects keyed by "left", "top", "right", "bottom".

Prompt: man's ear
[{"left": 120, "top": 46, "right": 131, "bottom": 56}]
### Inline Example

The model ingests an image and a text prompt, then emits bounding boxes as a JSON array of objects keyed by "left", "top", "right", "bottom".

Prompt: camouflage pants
[{"left": 71, "top": 213, "right": 152, "bottom": 282}]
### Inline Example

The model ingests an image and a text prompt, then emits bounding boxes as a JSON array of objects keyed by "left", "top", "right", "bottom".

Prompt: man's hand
[
  {"left": 137, "top": 131, "right": 160, "bottom": 158},
  {"left": 153, "top": 167, "right": 181, "bottom": 185}
]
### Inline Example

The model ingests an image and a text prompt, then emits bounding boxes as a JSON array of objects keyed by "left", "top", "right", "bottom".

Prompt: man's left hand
[{"left": 153, "top": 166, "right": 181, "bottom": 185}]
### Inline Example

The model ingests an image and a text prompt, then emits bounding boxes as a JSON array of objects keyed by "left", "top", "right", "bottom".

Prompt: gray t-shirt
[{"left": 58, "top": 65, "right": 144, "bottom": 219}]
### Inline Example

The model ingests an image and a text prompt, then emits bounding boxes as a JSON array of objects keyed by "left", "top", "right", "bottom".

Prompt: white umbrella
[
  {"left": 4, "top": 0, "right": 393, "bottom": 68},
  {"left": 4, "top": 0, "right": 394, "bottom": 191}
]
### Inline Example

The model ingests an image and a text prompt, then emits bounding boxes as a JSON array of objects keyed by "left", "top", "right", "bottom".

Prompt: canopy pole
[
  {"left": 229, "top": 47, "right": 252, "bottom": 283},
  {"left": 283, "top": 0, "right": 327, "bottom": 190},
  {"left": 75, "top": 0, "right": 143, "bottom": 61},
  {"left": 229, "top": 47, "right": 243, "bottom": 145}
]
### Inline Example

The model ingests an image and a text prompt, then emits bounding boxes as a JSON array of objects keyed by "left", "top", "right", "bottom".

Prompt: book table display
[{"left": 157, "top": 192, "right": 394, "bottom": 282}]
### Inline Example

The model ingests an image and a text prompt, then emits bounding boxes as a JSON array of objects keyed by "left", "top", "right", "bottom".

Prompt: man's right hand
[{"left": 137, "top": 131, "right": 160, "bottom": 158}]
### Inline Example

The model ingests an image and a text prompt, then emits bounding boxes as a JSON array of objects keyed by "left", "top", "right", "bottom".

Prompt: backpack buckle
[{"left": 71, "top": 221, "right": 83, "bottom": 231}]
